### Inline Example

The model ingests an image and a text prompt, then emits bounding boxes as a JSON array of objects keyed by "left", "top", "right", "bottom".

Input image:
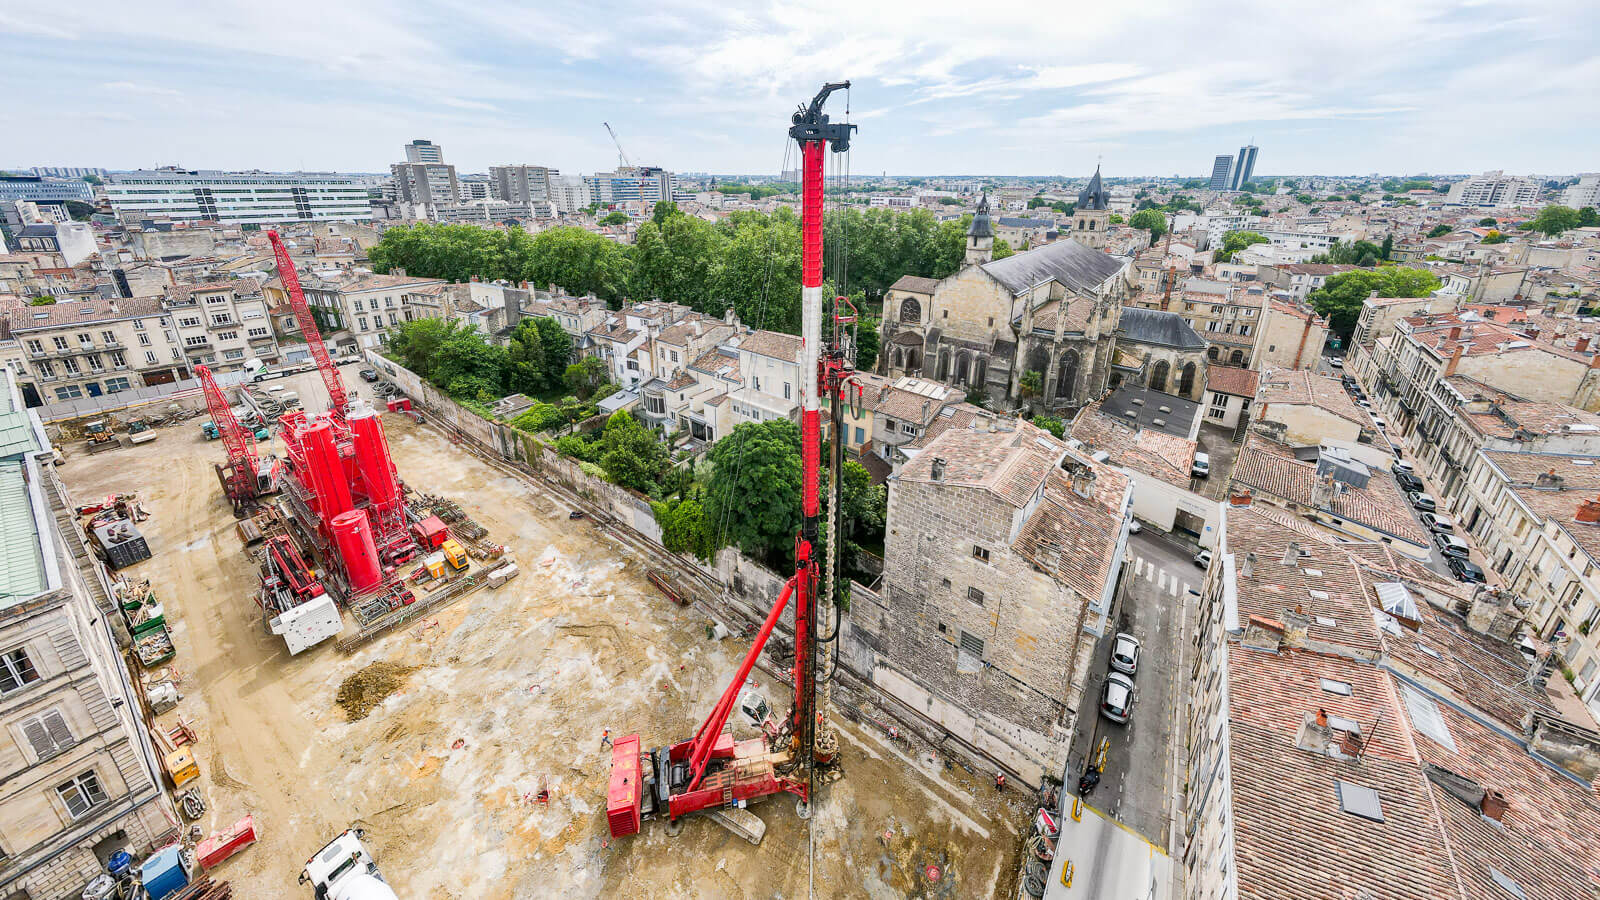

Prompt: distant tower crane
[
  {"left": 267, "top": 230, "right": 349, "bottom": 419},
  {"left": 196, "top": 364, "right": 261, "bottom": 518},
  {"left": 603, "top": 121, "right": 632, "bottom": 169},
  {"left": 606, "top": 81, "right": 857, "bottom": 839}
]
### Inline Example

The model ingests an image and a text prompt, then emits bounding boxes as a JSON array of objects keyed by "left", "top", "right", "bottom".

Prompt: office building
[
  {"left": 30, "top": 167, "right": 106, "bottom": 179},
  {"left": 403, "top": 139, "right": 444, "bottom": 164},
  {"left": 1446, "top": 171, "right": 1541, "bottom": 207},
  {"left": 457, "top": 177, "right": 492, "bottom": 202},
  {"left": 389, "top": 163, "right": 460, "bottom": 215},
  {"left": 1561, "top": 174, "right": 1600, "bottom": 210},
  {"left": 0, "top": 175, "right": 94, "bottom": 207},
  {"left": 0, "top": 370, "right": 175, "bottom": 898},
  {"left": 1229, "top": 144, "right": 1258, "bottom": 190},
  {"left": 104, "top": 169, "right": 372, "bottom": 224},
  {"left": 1209, "top": 155, "right": 1234, "bottom": 191},
  {"left": 585, "top": 166, "right": 676, "bottom": 206},
  {"left": 549, "top": 176, "right": 592, "bottom": 214},
  {"left": 490, "top": 166, "right": 557, "bottom": 205}
]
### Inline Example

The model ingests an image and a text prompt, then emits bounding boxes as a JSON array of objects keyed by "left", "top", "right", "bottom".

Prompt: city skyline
[{"left": 1, "top": 0, "right": 1596, "bottom": 177}]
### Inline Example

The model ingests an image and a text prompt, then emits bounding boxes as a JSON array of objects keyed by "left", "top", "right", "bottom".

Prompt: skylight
[
  {"left": 1417, "top": 642, "right": 1442, "bottom": 659},
  {"left": 1400, "top": 683, "right": 1457, "bottom": 753},
  {"left": 1376, "top": 582, "right": 1421, "bottom": 620},
  {"left": 1320, "top": 678, "right": 1352, "bottom": 696},
  {"left": 1488, "top": 867, "right": 1527, "bottom": 900},
  {"left": 1336, "top": 780, "right": 1385, "bottom": 822}
]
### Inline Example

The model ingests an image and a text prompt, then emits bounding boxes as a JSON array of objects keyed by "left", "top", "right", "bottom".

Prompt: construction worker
[
  {"left": 995, "top": 771, "right": 1006, "bottom": 792},
  {"left": 600, "top": 729, "right": 613, "bottom": 750}
]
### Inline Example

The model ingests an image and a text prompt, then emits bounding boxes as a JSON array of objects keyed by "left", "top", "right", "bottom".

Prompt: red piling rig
[
  {"left": 267, "top": 229, "right": 349, "bottom": 419},
  {"left": 607, "top": 81, "right": 854, "bottom": 838},
  {"left": 196, "top": 365, "right": 260, "bottom": 516}
]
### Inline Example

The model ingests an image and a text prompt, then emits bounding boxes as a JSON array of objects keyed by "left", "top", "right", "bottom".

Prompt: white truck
[{"left": 299, "top": 828, "right": 399, "bottom": 900}]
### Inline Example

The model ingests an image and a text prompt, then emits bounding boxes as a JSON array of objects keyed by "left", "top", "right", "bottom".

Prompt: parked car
[
  {"left": 1194, "top": 548, "right": 1214, "bottom": 569},
  {"left": 1357, "top": 399, "right": 1373, "bottom": 409},
  {"left": 1191, "top": 452, "right": 1211, "bottom": 478},
  {"left": 1420, "top": 512, "right": 1455, "bottom": 533},
  {"left": 359, "top": 368, "right": 379, "bottom": 382},
  {"left": 1329, "top": 358, "right": 1344, "bottom": 369},
  {"left": 1396, "top": 473, "right": 1425, "bottom": 493},
  {"left": 1127, "top": 520, "right": 1143, "bottom": 535},
  {"left": 1371, "top": 415, "right": 1388, "bottom": 429},
  {"left": 1110, "top": 632, "right": 1141, "bottom": 676},
  {"left": 1100, "top": 671, "right": 1135, "bottom": 724},
  {"left": 1408, "top": 491, "right": 1437, "bottom": 512},
  {"left": 1391, "top": 459, "right": 1414, "bottom": 476},
  {"left": 1446, "top": 556, "right": 1486, "bottom": 584},
  {"left": 1433, "top": 532, "right": 1470, "bottom": 559}
]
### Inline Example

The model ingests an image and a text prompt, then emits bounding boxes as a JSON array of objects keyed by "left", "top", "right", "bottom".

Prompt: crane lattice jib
[
  {"left": 197, "top": 365, "right": 258, "bottom": 498},
  {"left": 267, "top": 230, "right": 349, "bottom": 418}
]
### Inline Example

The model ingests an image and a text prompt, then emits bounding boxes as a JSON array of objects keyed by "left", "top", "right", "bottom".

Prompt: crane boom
[
  {"left": 267, "top": 230, "right": 349, "bottom": 418},
  {"left": 197, "top": 364, "right": 259, "bottom": 511},
  {"left": 603, "top": 122, "right": 631, "bottom": 169}
]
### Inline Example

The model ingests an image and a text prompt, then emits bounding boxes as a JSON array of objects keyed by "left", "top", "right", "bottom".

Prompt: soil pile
[{"left": 336, "top": 661, "right": 418, "bottom": 721}]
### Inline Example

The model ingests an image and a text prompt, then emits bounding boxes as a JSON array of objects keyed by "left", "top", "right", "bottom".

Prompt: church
[{"left": 879, "top": 169, "right": 1208, "bottom": 414}]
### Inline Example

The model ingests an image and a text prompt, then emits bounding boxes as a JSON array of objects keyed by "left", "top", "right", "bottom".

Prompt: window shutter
[
  {"left": 23, "top": 718, "right": 52, "bottom": 757},
  {"left": 43, "top": 710, "right": 73, "bottom": 749}
]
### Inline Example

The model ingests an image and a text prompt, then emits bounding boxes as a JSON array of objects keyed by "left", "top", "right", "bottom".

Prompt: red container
[
  {"left": 349, "top": 407, "right": 400, "bottom": 509},
  {"left": 331, "top": 508, "right": 382, "bottom": 592},
  {"left": 607, "top": 735, "right": 643, "bottom": 837},
  {"left": 197, "top": 814, "right": 257, "bottom": 870},
  {"left": 412, "top": 515, "right": 448, "bottom": 550}
]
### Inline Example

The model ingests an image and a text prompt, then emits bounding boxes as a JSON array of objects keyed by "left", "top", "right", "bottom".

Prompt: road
[{"left": 1067, "top": 528, "right": 1197, "bottom": 851}]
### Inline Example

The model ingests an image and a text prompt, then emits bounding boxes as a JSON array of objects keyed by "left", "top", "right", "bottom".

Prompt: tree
[
  {"left": 511, "top": 403, "right": 566, "bottom": 432},
  {"left": 432, "top": 333, "right": 508, "bottom": 397},
  {"left": 1032, "top": 416, "right": 1065, "bottom": 438},
  {"left": 1427, "top": 224, "right": 1453, "bottom": 238},
  {"left": 653, "top": 497, "right": 718, "bottom": 561},
  {"left": 600, "top": 211, "right": 630, "bottom": 226},
  {"left": 1481, "top": 230, "right": 1508, "bottom": 245},
  {"left": 1108, "top": 214, "right": 1125, "bottom": 225},
  {"left": 64, "top": 200, "right": 96, "bottom": 221},
  {"left": 524, "top": 227, "right": 632, "bottom": 305},
  {"left": 504, "top": 320, "right": 546, "bottom": 396},
  {"left": 651, "top": 201, "right": 681, "bottom": 225},
  {"left": 632, "top": 211, "right": 724, "bottom": 308},
  {"left": 1129, "top": 209, "right": 1167, "bottom": 240},
  {"left": 705, "top": 419, "right": 803, "bottom": 563},
  {"left": 599, "top": 410, "right": 667, "bottom": 495},
  {"left": 387, "top": 318, "right": 474, "bottom": 381},
  {"left": 1380, "top": 234, "right": 1394, "bottom": 260},
  {"left": 564, "top": 356, "right": 609, "bottom": 395},
  {"left": 1019, "top": 369, "right": 1042, "bottom": 401},
  {"left": 1478, "top": 217, "right": 1498, "bottom": 227},
  {"left": 1579, "top": 207, "right": 1599, "bottom": 228},
  {"left": 1316, "top": 239, "right": 1386, "bottom": 266},
  {"left": 1215, "top": 230, "right": 1269, "bottom": 262},
  {"left": 1308, "top": 267, "right": 1441, "bottom": 336},
  {"left": 991, "top": 238, "right": 1015, "bottom": 260},
  {"left": 854, "top": 316, "right": 880, "bottom": 371},
  {"left": 1526, "top": 205, "right": 1582, "bottom": 237}
]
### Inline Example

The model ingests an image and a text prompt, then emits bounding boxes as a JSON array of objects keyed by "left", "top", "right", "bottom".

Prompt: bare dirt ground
[{"left": 58, "top": 365, "right": 1024, "bottom": 899}]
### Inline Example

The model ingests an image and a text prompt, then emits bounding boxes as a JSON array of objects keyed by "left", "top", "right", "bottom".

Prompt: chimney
[
  {"left": 1576, "top": 336, "right": 1591, "bottom": 353},
  {"left": 1242, "top": 615, "right": 1286, "bottom": 652},
  {"left": 1448, "top": 325, "right": 1461, "bottom": 340},
  {"left": 1465, "top": 585, "right": 1524, "bottom": 641},
  {"left": 1526, "top": 326, "right": 1540, "bottom": 341},
  {"left": 1577, "top": 497, "right": 1600, "bottom": 524},
  {"left": 1229, "top": 488, "right": 1253, "bottom": 507},
  {"left": 1480, "top": 790, "right": 1510, "bottom": 822},
  {"left": 1444, "top": 343, "right": 1465, "bottom": 377},
  {"left": 1522, "top": 712, "right": 1600, "bottom": 782},
  {"left": 1069, "top": 463, "right": 1096, "bottom": 498},
  {"left": 1280, "top": 541, "right": 1302, "bottom": 567},
  {"left": 1241, "top": 552, "right": 1256, "bottom": 577},
  {"left": 393, "top": 266, "right": 406, "bottom": 277},
  {"left": 930, "top": 457, "right": 946, "bottom": 482}
]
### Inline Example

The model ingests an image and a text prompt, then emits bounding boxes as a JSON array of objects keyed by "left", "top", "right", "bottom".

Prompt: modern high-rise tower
[
  {"left": 1210, "top": 155, "right": 1234, "bottom": 191},
  {"left": 404, "top": 139, "right": 444, "bottom": 164},
  {"left": 1230, "top": 144, "right": 1259, "bottom": 190}
]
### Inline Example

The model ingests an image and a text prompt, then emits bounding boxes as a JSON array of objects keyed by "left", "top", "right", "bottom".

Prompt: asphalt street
[{"left": 1068, "top": 528, "right": 1197, "bottom": 850}]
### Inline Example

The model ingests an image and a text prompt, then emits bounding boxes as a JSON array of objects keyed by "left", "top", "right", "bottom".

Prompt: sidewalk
[{"left": 1044, "top": 800, "right": 1171, "bottom": 900}]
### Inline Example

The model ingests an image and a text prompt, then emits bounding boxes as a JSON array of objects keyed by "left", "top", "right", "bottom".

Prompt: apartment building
[
  {"left": 389, "top": 163, "right": 459, "bottom": 217},
  {"left": 293, "top": 272, "right": 451, "bottom": 352},
  {"left": 854, "top": 421, "right": 1131, "bottom": 785},
  {"left": 165, "top": 281, "right": 280, "bottom": 373},
  {"left": 584, "top": 167, "right": 676, "bottom": 206},
  {"left": 105, "top": 169, "right": 372, "bottom": 224},
  {"left": 1561, "top": 174, "right": 1600, "bottom": 210},
  {"left": 638, "top": 313, "right": 734, "bottom": 432},
  {"left": 0, "top": 371, "right": 176, "bottom": 898},
  {"left": 548, "top": 176, "right": 593, "bottom": 215},
  {"left": 1256, "top": 262, "right": 1357, "bottom": 300},
  {"left": 1457, "top": 452, "right": 1600, "bottom": 719},
  {"left": 1349, "top": 291, "right": 1458, "bottom": 351},
  {"left": 489, "top": 166, "right": 556, "bottom": 206},
  {"left": 4, "top": 297, "right": 190, "bottom": 406},
  {"left": 403, "top": 139, "right": 444, "bottom": 164},
  {"left": 1447, "top": 170, "right": 1541, "bottom": 207},
  {"left": 1187, "top": 497, "right": 1600, "bottom": 900},
  {"left": 11, "top": 222, "right": 97, "bottom": 268},
  {"left": 584, "top": 301, "right": 693, "bottom": 389},
  {"left": 1170, "top": 279, "right": 1263, "bottom": 367}
]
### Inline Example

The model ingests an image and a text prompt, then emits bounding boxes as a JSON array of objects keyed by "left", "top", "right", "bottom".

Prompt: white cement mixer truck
[{"left": 299, "top": 828, "right": 400, "bottom": 900}]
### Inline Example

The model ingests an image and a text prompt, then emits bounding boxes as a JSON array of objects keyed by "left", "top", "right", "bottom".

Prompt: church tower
[
  {"left": 1073, "top": 165, "right": 1111, "bottom": 250},
  {"left": 965, "top": 191, "right": 994, "bottom": 266}
]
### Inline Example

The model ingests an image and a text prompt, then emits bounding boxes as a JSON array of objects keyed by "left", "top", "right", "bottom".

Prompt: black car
[
  {"left": 1446, "top": 556, "right": 1486, "bottom": 584},
  {"left": 1395, "top": 473, "right": 1425, "bottom": 493},
  {"left": 359, "top": 368, "right": 379, "bottom": 382}
]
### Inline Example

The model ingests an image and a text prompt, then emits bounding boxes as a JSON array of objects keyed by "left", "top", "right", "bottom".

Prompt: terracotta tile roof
[
  {"left": 1068, "top": 404, "right": 1196, "bottom": 488},
  {"left": 902, "top": 402, "right": 987, "bottom": 451},
  {"left": 6, "top": 296, "right": 164, "bottom": 330},
  {"left": 665, "top": 371, "right": 696, "bottom": 390},
  {"left": 898, "top": 419, "right": 1065, "bottom": 509},
  {"left": 689, "top": 347, "right": 741, "bottom": 382},
  {"left": 1011, "top": 463, "right": 1128, "bottom": 601},
  {"left": 1255, "top": 369, "right": 1370, "bottom": 427},
  {"left": 1206, "top": 365, "right": 1260, "bottom": 397},
  {"left": 1232, "top": 436, "right": 1430, "bottom": 546},
  {"left": 738, "top": 329, "right": 802, "bottom": 362},
  {"left": 657, "top": 314, "right": 730, "bottom": 347},
  {"left": 336, "top": 272, "right": 448, "bottom": 293},
  {"left": 889, "top": 275, "right": 939, "bottom": 294}
]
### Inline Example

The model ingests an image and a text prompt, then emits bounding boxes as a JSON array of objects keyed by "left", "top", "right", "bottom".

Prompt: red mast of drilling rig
[
  {"left": 267, "top": 229, "right": 349, "bottom": 419},
  {"left": 606, "top": 81, "right": 855, "bottom": 838}
]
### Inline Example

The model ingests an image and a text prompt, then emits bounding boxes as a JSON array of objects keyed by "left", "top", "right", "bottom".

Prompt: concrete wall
[
  {"left": 1128, "top": 473, "right": 1221, "bottom": 548},
  {"left": 1258, "top": 402, "right": 1365, "bottom": 447}
]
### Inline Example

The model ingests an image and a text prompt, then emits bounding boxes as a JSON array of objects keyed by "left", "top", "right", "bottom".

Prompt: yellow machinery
[{"left": 440, "top": 539, "right": 469, "bottom": 572}]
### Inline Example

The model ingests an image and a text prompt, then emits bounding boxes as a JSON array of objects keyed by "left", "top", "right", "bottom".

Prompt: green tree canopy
[
  {"left": 1578, "top": 207, "right": 1599, "bottom": 227},
  {"left": 1526, "top": 205, "right": 1582, "bottom": 237},
  {"left": 1427, "top": 224, "right": 1453, "bottom": 238},
  {"left": 1129, "top": 209, "right": 1167, "bottom": 240},
  {"left": 524, "top": 227, "right": 632, "bottom": 304},
  {"left": 1481, "top": 230, "right": 1508, "bottom": 245},
  {"left": 990, "top": 238, "right": 1015, "bottom": 260},
  {"left": 1308, "top": 267, "right": 1440, "bottom": 336},
  {"left": 599, "top": 410, "right": 667, "bottom": 495},
  {"left": 706, "top": 419, "right": 803, "bottom": 563},
  {"left": 1215, "top": 230, "right": 1269, "bottom": 262},
  {"left": 1478, "top": 217, "right": 1498, "bottom": 227},
  {"left": 600, "top": 211, "right": 630, "bottom": 226}
]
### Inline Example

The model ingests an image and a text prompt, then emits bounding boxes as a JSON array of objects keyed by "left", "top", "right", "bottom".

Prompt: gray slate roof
[
  {"left": 980, "top": 238, "right": 1125, "bottom": 296},
  {"left": 1116, "top": 307, "right": 1208, "bottom": 350}
]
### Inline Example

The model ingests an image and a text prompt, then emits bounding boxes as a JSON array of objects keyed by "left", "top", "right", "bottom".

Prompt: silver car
[
  {"left": 1101, "top": 672, "right": 1135, "bottom": 724},
  {"left": 1110, "top": 632, "right": 1141, "bottom": 676}
]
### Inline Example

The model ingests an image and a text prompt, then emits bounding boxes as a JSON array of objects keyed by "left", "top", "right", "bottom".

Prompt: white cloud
[{"left": 103, "top": 81, "right": 180, "bottom": 96}]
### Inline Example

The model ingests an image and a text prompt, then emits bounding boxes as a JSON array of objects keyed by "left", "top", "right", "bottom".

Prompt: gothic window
[
  {"left": 1089, "top": 220, "right": 1096, "bottom": 231},
  {"left": 974, "top": 357, "right": 987, "bottom": 387},
  {"left": 1079, "top": 220, "right": 1086, "bottom": 230},
  {"left": 1179, "top": 362, "right": 1197, "bottom": 397},
  {"left": 906, "top": 348, "right": 921, "bottom": 372},
  {"left": 892, "top": 347, "right": 904, "bottom": 369},
  {"left": 1207, "top": 346, "right": 1219, "bottom": 361},
  {"left": 1056, "top": 350, "right": 1079, "bottom": 399},
  {"left": 1150, "top": 360, "right": 1170, "bottom": 393},
  {"left": 900, "top": 297, "right": 921, "bottom": 324},
  {"left": 1230, "top": 349, "right": 1245, "bottom": 365},
  {"left": 938, "top": 350, "right": 951, "bottom": 381},
  {"left": 955, "top": 351, "right": 971, "bottom": 384}
]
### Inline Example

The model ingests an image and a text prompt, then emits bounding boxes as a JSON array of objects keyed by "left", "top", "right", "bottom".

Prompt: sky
[{"left": 2, "top": 0, "right": 1597, "bottom": 179}]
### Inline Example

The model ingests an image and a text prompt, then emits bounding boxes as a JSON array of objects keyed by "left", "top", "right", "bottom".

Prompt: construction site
[{"left": 48, "top": 88, "right": 1032, "bottom": 898}]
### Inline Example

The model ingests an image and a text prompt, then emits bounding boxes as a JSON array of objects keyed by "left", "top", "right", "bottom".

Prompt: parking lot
[{"left": 1066, "top": 529, "right": 1197, "bottom": 851}]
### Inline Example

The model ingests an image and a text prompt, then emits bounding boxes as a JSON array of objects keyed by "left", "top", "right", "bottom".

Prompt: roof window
[
  {"left": 1335, "top": 780, "right": 1385, "bottom": 822},
  {"left": 1319, "top": 678, "right": 1352, "bottom": 696}
]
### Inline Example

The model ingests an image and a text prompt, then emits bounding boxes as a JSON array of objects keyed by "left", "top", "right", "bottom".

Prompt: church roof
[
  {"left": 967, "top": 191, "right": 993, "bottom": 239},
  {"left": 1077, "top": 166, "right": 1110, "bottom": 211},
  {"left": 889, "top": 274, "right": 939, "bottom": 294},
  {"left": 1116, "top": 306, "right": 1207, "bottom": 350},
  {"left": 980, "top": 237, "right": 1125, "bottom": 296}
]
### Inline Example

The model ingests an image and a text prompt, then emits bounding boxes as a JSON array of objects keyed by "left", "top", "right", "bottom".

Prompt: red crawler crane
[
  {"left": 267, "top": 229, "right": 349, "bottom": 419},
  {"left": 607, "top": 81, "right": 857, "bottom": 838},
  {"left": 196, "top": 364, "right": 261, "bottom": 517}
]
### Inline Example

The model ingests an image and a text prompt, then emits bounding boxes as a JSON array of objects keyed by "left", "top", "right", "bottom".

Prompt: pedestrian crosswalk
[{"left": 1130, "top": 555, "right": 1195, "bottom": 598}]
